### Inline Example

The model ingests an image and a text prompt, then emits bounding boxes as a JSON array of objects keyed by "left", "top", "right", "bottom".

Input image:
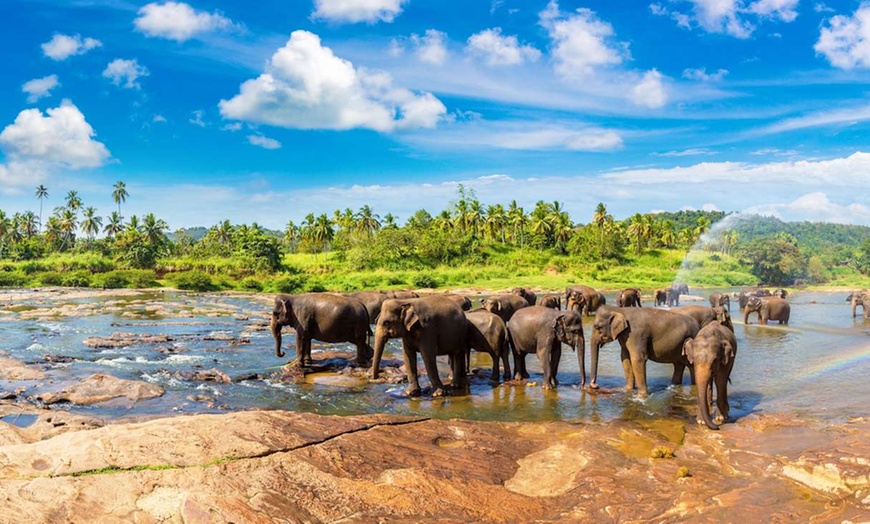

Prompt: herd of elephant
[{"left": 269, "top": 284, "right": 797, "bottom": 431}]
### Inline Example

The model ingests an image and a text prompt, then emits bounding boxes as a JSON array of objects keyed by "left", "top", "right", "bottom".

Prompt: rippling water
[{"left": 1, "top": 289, "right": 868, "bottom": 425}]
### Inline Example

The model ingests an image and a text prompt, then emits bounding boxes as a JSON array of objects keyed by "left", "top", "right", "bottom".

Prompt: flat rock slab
[
  {"left": 0, "top": 411, "right": 865, "bottom": 523},
  {"left": 36, "top": 374, "right": 165, "bottom": 405},
  {"left": 0, "top": 357, "right": 46, "bottom": 381},
  {"left": 83, "top": 333, "right": 174, "bottom": 349}
]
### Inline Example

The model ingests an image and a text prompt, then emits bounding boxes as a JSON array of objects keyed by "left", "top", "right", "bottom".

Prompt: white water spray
[{"left": 673, "top": 212, "right": 756, "bottom": 288}]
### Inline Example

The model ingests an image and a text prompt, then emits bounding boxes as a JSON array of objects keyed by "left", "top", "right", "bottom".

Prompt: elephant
[
  {"left": 507, "top": 306, "right": 585, "bottom": 389},
  {"left": 709, "top": 292, "right": 730, "bottom": 311},
  {"left": 589, "top": 306, "right": 701, "bottom": 396},
  {"left": 666, "top": 286, "right": 682, "bottom": 307},
  {"left": 654, "top": 288, "right": 669, "bottom": 307},
  {"left": 565, "top": 285, "right": 605, "bottom": 316},
  {"left": 385, "top": 290, "right": 419, "bottom": 300},
  {"left": 444, "top": 294, "right": 472, "bottom": 311},
  {"left": 849, "top": 290, "right": 870, "bottom": 318},
  {"left": 511, "top": 287, "right": 537, "bottom": 306},
  {"left": 682, "top": 321, "right": 737, "bottom": 430},
  {"left": 772, "top": 289, "right": 788, "bottom": 299},
  {"left": 673, "top": 305, "right": 734, "bottom": 332},
  {"left": 672, "top": 282, "right": 690, "bottom": 295},
  {"left": 616, "top": 288, "right": 642, "bottom": 307},
  {"left": 346, "top": 290, "right": 387, "bottom": 323},
  {"left": 464, "top": 309, "right": 511, "bottom": 383},
  {"left": 270, "top": 293, "right": 373, "bottom": 367},
  {"left": 482, "top": 294, "right": 530, "bottom": 323},
  {"left": 371, "top": 296, "right": 467, "bottom": 397},
  {"left": 539, "top": 295, "right": 562, "bottom": 309},
  {"left": 744, "top": 296, "right": 790, "bottom": 325}
]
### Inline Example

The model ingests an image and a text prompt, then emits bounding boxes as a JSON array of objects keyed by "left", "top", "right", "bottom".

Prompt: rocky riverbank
[{"left": 0, "top": 405, "right": 866, "bottom": 523}]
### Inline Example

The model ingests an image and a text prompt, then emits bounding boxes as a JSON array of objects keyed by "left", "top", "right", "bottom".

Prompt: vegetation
[{"left": 2, "top": 183, "right": 870, "bottom": 291}]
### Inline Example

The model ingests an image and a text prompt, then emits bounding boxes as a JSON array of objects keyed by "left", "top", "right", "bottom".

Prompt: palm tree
[
  {"left": 355, "top": 205, "right": 380, "bottom": 237},
  {"left": 141, "top": 213, "right": 168, "bottom": 246},
  {"left": 466, "top": 200, "right": 483, "bottom": 238},
  {"left": 627, "top": 213, "right": 645, "bottom": 255},
  {"left": 312, "top": 213, "right": 334, "bottom": 256},
  {"left": 433, "top": 210, "right": 453, "bottom": 232},
  {"left": 215, "top": 220, "right": 233, "bottom": 245},
  {"left": 65, "top": 190, "right": 82, "bottom": 214},
  {"left": 104, "top": 212, "right": 124, "bottom": 239},
  {"left": 80, "top": 207, "right": 103, "bottom": 240},
  {"left": 20, "top": 212, "right": 38, "bottom": 238},
  {"left": 383, "top": 213, "right": 398, "bottom": 229},
  {"left": 112, "top": 181, "right": 129, "bottom": 216},
  {"left": 283, "top": 220, "right": 299, "bottom": 247},
  {"left": 59, "top": 208, "right": 77, "bottom": 248},
  {"left": 508, "top": 205, "right": 527, "bottom": 251},
  {"left": 659, "top": 220, "right": 676, "bottom": 248},
  {"left": 126, "top": 215, "right": 140, "bottom": 233},
  {"left": 35, "top": 185, "right": 48, "bottom": 231},
  {"left": 0, "top": 211, "right": 10, "bottom": 257}
]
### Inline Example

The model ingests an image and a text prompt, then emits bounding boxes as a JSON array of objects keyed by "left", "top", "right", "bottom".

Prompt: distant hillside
[
  {"left": 729, "top": 215, "right": 870, "bottom": 252},
  {"left": 647, "top": 210, "right": 727, "bottom": 230}
]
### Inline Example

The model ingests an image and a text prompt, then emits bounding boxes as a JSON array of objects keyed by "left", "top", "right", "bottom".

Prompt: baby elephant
[
  {"left": 539, "top": 295, "right": 562, "bottom": 309},
  {"left": 682, "top": 321, "right": 737, "bottom": 430},
  {"left": 508, "top": 306, "right": 585, "bottom": 389}
]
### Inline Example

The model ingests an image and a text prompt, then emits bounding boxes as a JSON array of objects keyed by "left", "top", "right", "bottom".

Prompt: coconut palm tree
[
  {"left": 80, "top": 207, "right": 103, "bottom": 240},
  {"left": 312, "top": 213, "right": 334, "bottom": 256},
  {"left": 112, "top": 181, "right": 128, "bottom": 216},
  {"left": 383, "top": 213, "right": 398, "bottom": 229},
  {"left": 20, "top": 212, "right": 38, "bottom": 238},
  {"left": 355, "top": 205, "right": 380, "bottom": 237},
  {"left": 35, "top": 185, "right": 48, "bottom": 231},
  {"left": 141, "top": 213, "right": 168, "bottom": 246},
  {"left": 126, "top": 215, "right": 140, "bottom": 233},
  {"left": 65, "top": 191, "right": 82, "bottom": 214},
  {"left": 215, "top": 220, "right": 233, "bottom": 245},
  {"left": 104, "top": 212, "right": 124, "bottom": 239},
  {"left": 59, "top": 208, "right": 77, "bottom": 248}
]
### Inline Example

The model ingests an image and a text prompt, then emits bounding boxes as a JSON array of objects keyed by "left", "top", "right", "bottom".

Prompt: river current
[{"left": 1, "top": 289, "right": 867, "bottom": 425}]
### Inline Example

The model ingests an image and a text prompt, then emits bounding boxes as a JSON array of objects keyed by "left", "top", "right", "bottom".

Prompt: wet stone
[
  {"left": 83, "top": 332, "right": 174, "bottom": 349},
  {"left": 174, "top": 368, "right": 232, "bottom": 384}
]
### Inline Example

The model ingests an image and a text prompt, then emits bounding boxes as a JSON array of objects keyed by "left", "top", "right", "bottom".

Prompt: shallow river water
[{"left": 1, "top": 289, "right": 868, "bottom": 426}]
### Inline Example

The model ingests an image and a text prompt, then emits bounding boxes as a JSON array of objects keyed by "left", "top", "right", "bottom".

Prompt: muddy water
[{"left": 0, "top": 289, "right": 868, "bottom": 426}]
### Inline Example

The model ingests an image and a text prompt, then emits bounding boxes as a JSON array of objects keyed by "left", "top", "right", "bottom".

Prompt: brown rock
[
  {"left": 174, "top": 368, "right": 231, "bottom": 383},
  {"left": 83, "top": 333, "right": 174, "bottom": 349},
  {"left": 36, "top": 374, "right": 164, "bottom": 405},
  {"left": 0, "top": 357, "right": 46, "bottom": 380}
]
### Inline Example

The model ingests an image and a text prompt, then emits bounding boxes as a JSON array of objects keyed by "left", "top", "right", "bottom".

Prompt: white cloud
[
  {"left": 466, "top": 28, "right": 541, "bottom": 66},
  {"left": 189, "top": 110, "right": 206, "bottom": 127},
  {"left": 682, "top": 67, "right": 729, "bottom": 81},
  {"left": 41, "top": 34, "right": 101, "bottom": 61},
  {"left": 746, "top": 192, "right": 870, "bottom": 224},
  {"left": 312, "top": 0, "right": 408, "bottom": 24},
  {"left": 814, "top": 3, "right": 835, "bottom": 13},
  {"left": 152, "top": 115, "right": 167, "bottom": 123},
  {"left": 247, "top": 134, "right": 282, "bottom": 149},
  {"left": 652, "top": 148, "right": 715, "bottom": 157},
  {"left": 0, "top": 100, "right": 111, "bottom": 186},
  {"left": 134, "top": 1, "right": 235, "bottom": 42},
  {"left": 748, "top": 0, "right": 799, "bottom": 21},
  {"left": 219, "top": 30, "right": 446, "bottom": 132},
  {"left": 815, "top": 3, "right": 870, "bottom": 69},
  {"left": 411, "top": 29, "right": 448, "bottom": 65},
  {"left": 221, "top": 122, "right": 242, "bottom": 131},
  {"left": 102, "top": 59, "right": 149, "bottom": 89},
  {"left": 22, "top": 75, "right": 60, "bottom": 103},
  {"left": 754, "top": 104, "right": 870, "bottom": 135},
  {"left": 631, "top": 69, "right": 667, "bottom": 108},
  {"left": 656, "top": 0, "right": 799, "bottom": 39},
  {"left": 539, "top": 0, "right": 627, "bottom": 77}
]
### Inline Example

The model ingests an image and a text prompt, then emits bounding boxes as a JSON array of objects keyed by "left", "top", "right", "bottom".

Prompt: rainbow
[{"left": 797, "top": 341, "right": 870, "bottom": 382}]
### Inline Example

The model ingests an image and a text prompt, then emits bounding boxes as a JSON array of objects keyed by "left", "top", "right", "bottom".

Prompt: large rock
[
  {"left": 36, "top": 374, "right": 164, "bottom": 405},
  {"left": 0, "top": 357, "right": 46, "bottom": 380}
]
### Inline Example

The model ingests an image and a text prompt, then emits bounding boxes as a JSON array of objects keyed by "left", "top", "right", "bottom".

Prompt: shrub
[
  {"left": 62, "top": 271, "right": 92, "bottom": 288},
  {"left": 411, "top": 272, "right": 440, "bottom": 289},
  {"left": 265, "top": 275, "right": 308, "bottom": 294},
  {"left": 170, "top": 271, "right": 216, "bottom": 292},
  {"left": 37, "top": 271, "right": 64, "bottom": 286},
  {"left": 0, "top": 272, "right": 28, "bottom": 287},
  {"left": 239, "top": 277, "right": 263, "bottom": 292},
  {"left": 91, "top": 271, "right": 131, "bottom": 289}
]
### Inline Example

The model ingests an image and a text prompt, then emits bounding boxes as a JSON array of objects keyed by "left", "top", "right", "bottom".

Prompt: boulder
[{"left": 37, "top": 374, "right": 164, "bottom": 405}]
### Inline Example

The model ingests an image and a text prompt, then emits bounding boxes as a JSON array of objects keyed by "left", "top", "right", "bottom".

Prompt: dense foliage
[{"left": 2, "top": 183, "right": 870, "bottom": 290}]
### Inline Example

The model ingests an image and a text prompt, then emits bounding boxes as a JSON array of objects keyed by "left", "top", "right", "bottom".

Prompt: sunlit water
[{"left": 1, "top": 289, "right": 867, "bottom": 425}]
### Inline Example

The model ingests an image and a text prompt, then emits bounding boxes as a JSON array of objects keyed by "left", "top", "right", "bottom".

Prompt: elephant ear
[
  {"left": 610, "top": 312, "right": 628, "bottom": 339},
  {"left": 682, "top": 339, "right": 695, "bottom": 364},
  {"left": 721, "top": 340, "right": 734, "bottom": 365},
  {"left": 552, "top": 316, "right": 567, "bottom": 341},
  {"left": 402, "top": 304, "right": 420, "bottom": 332}
]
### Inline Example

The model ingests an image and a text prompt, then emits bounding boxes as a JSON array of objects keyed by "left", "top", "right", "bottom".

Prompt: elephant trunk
[
  {"left": 371, "top": 326, "right": 388, "bottom": 379},
  {"left": 695, "top": 366, "right": 719, "bottom": 430},
  {"left": 574, "top": 332, "right": 587, "bottom": 387},
  {"left": 743, "top": 310, "right": 750, "bottom": 325},
  {"left": 589, "top": 333, "right": 600, "bottom": 389},
  {"left": 271, "top": 318, "right": 284, "bottom": 358}
]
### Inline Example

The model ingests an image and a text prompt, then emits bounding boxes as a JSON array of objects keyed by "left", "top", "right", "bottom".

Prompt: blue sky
[{"left": 3, "top": 0, "right": 870, "bottom": 229}]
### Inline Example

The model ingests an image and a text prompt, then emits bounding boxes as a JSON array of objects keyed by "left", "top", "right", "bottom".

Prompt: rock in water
[{"left": 37, "top": 374, "right": 164, "bottom": 405}]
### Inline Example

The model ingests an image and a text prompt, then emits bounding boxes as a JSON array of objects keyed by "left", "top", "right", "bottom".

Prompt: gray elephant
[
  {"left": 744, "top": 296, "right": 790, "bottom": 325},
  {"left": 589, "top": 306, "right": 700, "bottom": 395},
  {"left": 444, "top": 294, "right": 472, "bottom": 311},
  {"left": 616, "top": 288, "right": 642, "bottom": 307},
  {"left": 682, "top": 321, "right": 737, "bottom": 430},
  {"left": 566, "top": 285, "right": 605, "bottom": 316},
  {"left": 371, "top": 296, "right": 467, "bottom": 397},
  {"left": 539, "top": 294, "right": 562, "bottom": 309},
  {"left": 511, "top": 287, "right": 537, "bottom": 306},
  {"left": 507, "top": 306, "right": 585, "bottom": 389},
  {"left": 666, "top": 286, "right": 682, "bottom": 307},
  {"left": 738, "top": 288, "right": 772, "bottom": 310},
  {"left": 346, "top": 290, "right": 387, "bottom": 322},
  {"left": 482, "top": 294, "right": 529, "bottom": 323},
  {"left": 464, "top": 309, "right": 511, "bottom": 383},
  {"left": 708, "top": 292, "right": 730, "bottom": 311},
  {"left": 654, "top": 288, "right": 668, "bottom": 307},
  {"left": 849, "top": 290, "right": 869, "bottom": 318},
  {"left": 271, "top": 293, "right": 373, "bottom": 367},
  {"left": 385, "top": 290, "right": 419, "bottom": 300},
  {"left": 673, "top": 305, "right": 734, "bottom": 332},
  {"left": 772, "top": 289, "right": 788, "bottom": 299}
]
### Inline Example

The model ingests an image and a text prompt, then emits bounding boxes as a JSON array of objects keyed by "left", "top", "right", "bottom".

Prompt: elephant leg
[
  {"left": 501, "top": 342, "right": 512, "bottom": 382},
  {"left": 714, "top": 371, "right": 730, "bottom": 425},
  {"left": 620, "top": 345, "right": 634, "bottom": 391},
  {"left": 539, "top": 346, "right": 552, "bottom": 389},
  {"left": 671, "top": 363, "right": 685, "bottom": 386},
  {"left": 489, "top": 349, "right": 500, "bottom": 384},
  {"left": 422, "top": 348, "right": 447, "bottom": 397},
  {"left": 294, "top": 331, "right": 306, "bottom": 367},
  {"left": 630, "top": 354, "right": 649, "bottom": 397},
  {"left": 402, "top": 340, "right": 422, "bottom": 397},
  {"left": 548, "top": 342, "right": 562, "bottom": 388},
  {"left": 689, "top": 365, "right": 696, "bottom": 386},
  {"left": 516, "top": 353, "right": 529, "bottom": 380}
]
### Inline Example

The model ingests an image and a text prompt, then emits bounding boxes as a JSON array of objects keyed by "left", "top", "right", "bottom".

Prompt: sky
[{"left": 3, "top": 0, "right": 870, "bottom": 229}]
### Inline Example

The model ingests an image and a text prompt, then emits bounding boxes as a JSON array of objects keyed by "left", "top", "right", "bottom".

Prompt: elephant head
[
  {"left": 566, "top": 291, "right": 586, "bottom": 313},
  {"left": 713, "top": 306, "right": 734, "bottom": 332},
  {"left": 744, "top": 296, "right": 764, "bottom": 324},
  {"left": 371, "top": 299, "right": 420, "bottom": 379},
  {"left": 682, "top": 327, "right": 734, "bottom": 430},
  {"left": 270, "top": 296, "right": 295, "bottom": 358},
  {"left": 511, "top": 287, "right": 535, "bottom": 305},
  {"left": 482, "top": 297, "right": 502, "bottom": 315},
  {"left": 589, "top": 308, "right": 628, "bottom": 389},
  {"left": 555, "top": 311, "right": 586, "bottom": 385}
]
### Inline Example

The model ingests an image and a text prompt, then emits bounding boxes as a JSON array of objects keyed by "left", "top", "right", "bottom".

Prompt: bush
[
  {"left": 170, "top": 271, "right": 216, "bottom": 292},
  {"left": 411, "top": 272, "right": 440, "bottom": 289},
  {"left": 265, "top": 275, "right": 308, "bottom": 294},
  {"left": 91, "top": 271, "right": 130, "bottom": 289},
  {"left": 0, "top": 271, "right": 28, "bottom": 287},
  {"left": 62, "top": 271, "right": 92, "bottom": 288},
  {"left": 37, "top": 271, "right": 64, "bottom": 286},
  {"left": 239, "top": 277, "right": 263, "bottom": 291}
]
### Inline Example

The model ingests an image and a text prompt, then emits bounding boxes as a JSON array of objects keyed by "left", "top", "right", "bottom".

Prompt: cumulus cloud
[
  {"left": 410, "top": 29, "right": 448, "bottom": 65},
  {"left": 466, "top": 28, "right": 541, "bottom": 66},
  {"left": 815, "top": 3, "right": 870, "bottom": 69},
  {"left": 41, "top": 34, "right": 101, "bottom": 61},
  {"left": 682, "top": 67, "right": 729, "bottom": 81},
  {"left": 219, "top": 30, "right": 446, "bottom": 132},
  {"left": 653, "top": 148, "right": 715, "bottom": 157},
  {"left": 653, "top": 0, "right": 799, "bottom": 39},
  {"left": 746, "top": 192, "right": 870, "bottom": 224},
  {"left": 0, "top": 100, "right": 111, "bottom": 186},
  {"left": 539, "top": 0, "right": 627, "bottom": 77},
  {"left": 247, "top": 134, "right": 282, "bottom": 149},
  {"left": 134, "top": 1, "right": 236, "bottom": 41},
  {"left": 22, "top": 75, "right": 60, "bottom": 103},
  {"left": 102, "top": 59, "right": 149, "bottom": 89},
  {"left": 631, "top": 69, "right": 667, "bottom": 108},
  {"left": 312, "top": 0, "right": 408, "bottom": 24}
]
